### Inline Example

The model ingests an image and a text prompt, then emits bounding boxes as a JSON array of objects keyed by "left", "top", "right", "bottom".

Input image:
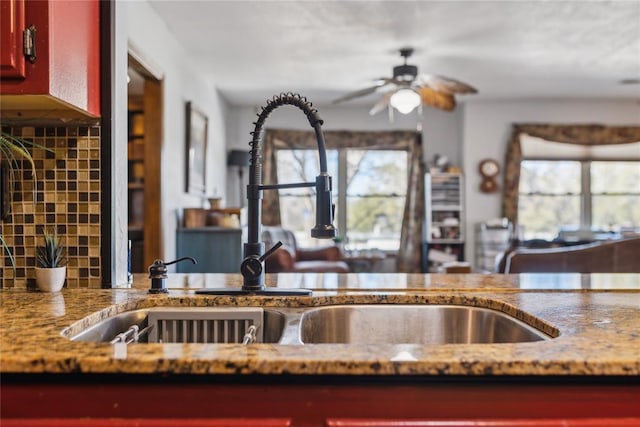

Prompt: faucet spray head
[
  {"left": 311, "top": 174, "right": 338, "bottom": 239},
  {"left": 312, "top": 224, "right": 337, "bottom": 239}
]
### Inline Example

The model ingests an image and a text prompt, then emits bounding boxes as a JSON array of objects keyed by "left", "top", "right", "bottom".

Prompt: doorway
[{"left": 127, "top": 55, "right": 163, "bottom": 272}]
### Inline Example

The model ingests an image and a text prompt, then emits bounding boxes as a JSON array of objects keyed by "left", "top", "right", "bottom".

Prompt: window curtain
[
  {"left": 502, "top": 124, "right": 640, "bottom": 224},
  {"left": 262, "top": 129, "right": 425, "bottom": 272}
]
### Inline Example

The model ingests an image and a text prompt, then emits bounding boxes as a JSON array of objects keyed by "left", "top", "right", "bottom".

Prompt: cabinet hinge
[{"left": 23, "top": 25, "right": 36, "bottom": 63}]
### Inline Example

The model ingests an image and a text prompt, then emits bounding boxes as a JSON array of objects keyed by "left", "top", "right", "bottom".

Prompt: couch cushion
[
  {"left": 292, "top": 260, "right": 350, "bottom": 273},
  {"left": 262, "top": 227, "right": 298, "bottom": 258},
  {"left": 264, "top": 245, "right": 295, "bottom": 273},
  {"left": 504, "top": 237, "right": 640, "bottom": 273}
]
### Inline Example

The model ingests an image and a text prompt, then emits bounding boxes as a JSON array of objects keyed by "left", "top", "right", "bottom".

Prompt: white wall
[
  {"left": 225, "top": 104, "right": 463, "bottom": 207},
  {"left": 462, "top": 99, "right": 640, "bottom": 265},
  {"left": 124, "top": 1, "right": 229, "bottom": 269},
  {"left": 111, "top": 2, "right": 130, "bottom": 286}
]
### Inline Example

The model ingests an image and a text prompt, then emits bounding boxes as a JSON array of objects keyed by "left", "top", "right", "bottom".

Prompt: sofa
[
  {"left": 261, "top": 227, "right": 350, "bottom": 273},
  {"left": 498, "top": 237, "right": 640, "bottom": 274}
]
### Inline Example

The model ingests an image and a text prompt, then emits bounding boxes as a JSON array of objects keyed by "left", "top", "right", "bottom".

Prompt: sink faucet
[{"left": 196, "top": 93, "right": 337, "bottom": 296}]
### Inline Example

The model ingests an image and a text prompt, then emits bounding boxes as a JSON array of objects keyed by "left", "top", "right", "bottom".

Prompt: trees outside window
[
  {"left": 591, "top": 162, "right": 640, "bottom": 231},
  {"left": 518, "top": 160, "right": 640, "bottom": 240},
  {"left": 277, "top": 149, "right": 407, "bottom": 250}
]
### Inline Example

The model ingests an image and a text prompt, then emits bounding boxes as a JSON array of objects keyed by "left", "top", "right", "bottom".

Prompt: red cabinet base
[{"left": 2, "top": 376, "right": 639, "bottom": 426}]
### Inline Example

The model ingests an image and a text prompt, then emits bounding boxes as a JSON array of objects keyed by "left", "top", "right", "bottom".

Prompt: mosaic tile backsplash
[{"left": 1, "top": 126, "right": 102, "bottom": 288}]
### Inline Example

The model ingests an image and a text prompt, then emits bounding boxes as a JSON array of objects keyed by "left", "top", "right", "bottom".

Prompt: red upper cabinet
[
  {"left": 0, "top": 0, "right": 27, "bottom": 79},
  {"left": 0, "top": 0, "right": 100, "bottom": 118}
]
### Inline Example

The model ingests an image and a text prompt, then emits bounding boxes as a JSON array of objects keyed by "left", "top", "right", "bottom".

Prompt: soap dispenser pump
[{"left": 148, "top": 257, "right": 197, "bottom": 293}]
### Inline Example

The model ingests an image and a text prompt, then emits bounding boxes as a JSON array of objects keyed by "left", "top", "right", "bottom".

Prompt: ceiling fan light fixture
[
  {"left": 332, "top": 47, "right": 476, "bottom": 114},
  {"left": 393, "top": 64, "right": 418, "bottom": 82},
  {"left": 390, "top": 89, "right": 421, "bottom": 114}
]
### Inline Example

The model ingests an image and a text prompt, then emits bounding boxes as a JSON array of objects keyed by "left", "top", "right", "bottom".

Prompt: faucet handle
[
  {"left": 240, "top": 241, "right": 283, "bottom": 281},
  {"left": 260, "top": 241, "right": 283, "bottom": 262}
]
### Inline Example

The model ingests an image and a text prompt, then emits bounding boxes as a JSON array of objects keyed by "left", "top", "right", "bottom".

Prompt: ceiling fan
[{"left": 332, "top": 47, "right": 478, "bottom": 115}]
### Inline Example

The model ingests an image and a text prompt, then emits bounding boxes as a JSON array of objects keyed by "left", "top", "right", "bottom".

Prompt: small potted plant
[{"left": 35, "top": 228, "right": 67, "bottom": 292}]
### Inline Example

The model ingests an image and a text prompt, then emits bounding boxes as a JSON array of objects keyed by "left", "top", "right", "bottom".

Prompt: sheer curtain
[
  {"left": 261, "top": 128, "right": 425, "bottom": 272},
  {"left": 502, "top": 124, "right": 640, "bottom": 224}
]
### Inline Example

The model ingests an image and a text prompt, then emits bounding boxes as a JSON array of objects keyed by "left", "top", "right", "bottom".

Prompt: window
[
  {"left": 518, "top": 160, "right": 640, "bottom": 240},
  {"left": 275, "top": 149, "right": 338, "bottom": 236},
  {"left": 276, "top": 149, "right": 408, "bottom": 251},
  {"left": 518, "top": 161, "right": 581, "bottom": 240},
  {"left": 591, "top": 161, "right": 640, "bottom": 230}
]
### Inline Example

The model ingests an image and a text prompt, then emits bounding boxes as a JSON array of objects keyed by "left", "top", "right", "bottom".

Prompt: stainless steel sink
[
  {"left": 67, "top": 307, "right": 287, "bottom": 344},
  {"left": 69, "top": 309, "right": 150, "bottom": 343},
  {"left": 299, "top": 305, "right": 551, "bottom": 344},
  {"left": 65, "top": 304, "right": 553, "bottom": 346}
]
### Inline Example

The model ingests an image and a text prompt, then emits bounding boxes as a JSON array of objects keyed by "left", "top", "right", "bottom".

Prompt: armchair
[{"left": 262, "top": 227, "right": 349, "bottom": 273}]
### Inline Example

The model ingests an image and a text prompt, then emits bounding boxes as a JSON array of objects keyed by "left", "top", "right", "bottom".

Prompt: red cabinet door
[{"left": 0, "top": 0, "right": 26, "bottom": 79}]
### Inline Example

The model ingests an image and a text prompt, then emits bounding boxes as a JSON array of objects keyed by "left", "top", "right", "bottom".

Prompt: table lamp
[{"left": 227, "top": 149, "right": 251, "bottom": 207}]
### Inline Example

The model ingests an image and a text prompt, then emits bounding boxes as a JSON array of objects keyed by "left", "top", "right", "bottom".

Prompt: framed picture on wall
[{"left": 185, "top": 101, "right": 208, "bottom": 195}]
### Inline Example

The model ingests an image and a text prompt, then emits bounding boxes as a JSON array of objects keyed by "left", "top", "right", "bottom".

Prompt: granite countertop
[{"left": 1, "top": 273, "right": 639, "bottom": 376}]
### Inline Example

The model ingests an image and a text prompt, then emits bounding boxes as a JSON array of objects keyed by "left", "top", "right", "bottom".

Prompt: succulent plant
[
  {"left": 36, "top": 228, "right": 67, "bottom": 268},
  {"left": 1, "top": 235, "right": 14, "bottom": 272}
]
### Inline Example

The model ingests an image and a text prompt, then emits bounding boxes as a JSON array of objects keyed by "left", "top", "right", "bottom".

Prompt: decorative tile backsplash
[{"left": 1, "top": 126, "right": 102, "bottom": 288}]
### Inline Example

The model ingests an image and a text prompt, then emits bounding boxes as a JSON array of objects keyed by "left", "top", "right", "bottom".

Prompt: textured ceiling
[{"left": 147, "top": 0, "right": 640, "bottom": 107}]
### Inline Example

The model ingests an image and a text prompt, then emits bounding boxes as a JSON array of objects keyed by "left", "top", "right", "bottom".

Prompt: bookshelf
[
  {"left": 423, "top": 173, "right": 465, "bottom": 272},
  {"left": 128, "top": 108, "right": 145, "bottom": 272}
]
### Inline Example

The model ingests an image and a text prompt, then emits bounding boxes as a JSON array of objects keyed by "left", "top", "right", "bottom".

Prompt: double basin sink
[{"left": 65, "top": 304, "right": 554, "bottom": 345}]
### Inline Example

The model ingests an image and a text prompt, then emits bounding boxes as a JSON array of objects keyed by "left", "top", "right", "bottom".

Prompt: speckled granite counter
[{"left": 1, "top": 273, "right": 639, "bottom": 376}]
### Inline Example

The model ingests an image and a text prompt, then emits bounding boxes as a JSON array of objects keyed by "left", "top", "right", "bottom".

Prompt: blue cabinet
[{"left": 176, "top": 227, "right": 243, "bottom": 273}]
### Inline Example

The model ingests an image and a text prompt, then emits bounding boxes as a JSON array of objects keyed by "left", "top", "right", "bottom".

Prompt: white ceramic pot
[{"left": 35, "top": 266, "right": 67, "bottom": 292}]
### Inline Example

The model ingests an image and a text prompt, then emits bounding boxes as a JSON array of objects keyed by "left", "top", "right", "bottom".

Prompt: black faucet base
[{"left": 195, "top": 288, "right": 312, "bottom": 296}]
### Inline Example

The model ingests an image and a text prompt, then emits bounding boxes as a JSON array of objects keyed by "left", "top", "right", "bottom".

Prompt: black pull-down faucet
[{"left": 196, "top": 93, "right": 337, "bottom": 296}]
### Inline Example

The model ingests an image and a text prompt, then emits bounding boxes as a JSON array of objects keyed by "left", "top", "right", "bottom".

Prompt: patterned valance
[
  {"left": 266, "top": 129, "right": 418, "bottom": 150},
  {"left": 511, "top": 124, "right": 640, "bottom": 146}
]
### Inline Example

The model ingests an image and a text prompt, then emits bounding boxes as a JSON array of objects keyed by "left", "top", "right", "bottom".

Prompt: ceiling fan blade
[
  {"left": 373, "top": 77, "right": 394, "bottom": 85},
  {"left": 368, "top": 92, "right": 393, "bottom": 115},
  {"left": 332, "top": 82, "right": 389, "bottom": 104},
  {"left": 418, "top": 87, "right": 457, "bottom": 111},
  {"left": 420, "top": 74, "right": 478, "bottom": 95}
]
